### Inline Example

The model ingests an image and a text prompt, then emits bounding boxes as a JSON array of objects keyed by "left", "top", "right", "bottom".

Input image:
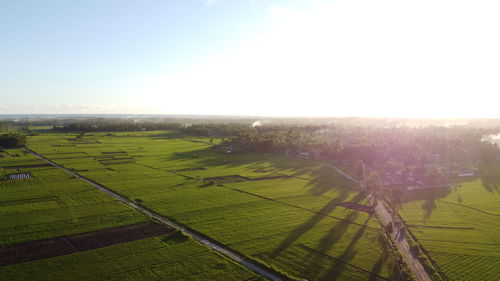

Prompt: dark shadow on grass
[
  {"left": 161, "top": 231, "right": 190, "bottom": 245},
  {"left": 478, "top": 163, "right": 500, "bottom": 193},
  {"left": 305, "top": 211, "right": 361, "bottom": 264},
  {"left": 422, "top": 198, "right": 437, "bottom": 220},
  {"left": 199, "top": 181, "right": 215, "bottom": 188},
  {"left": 400, "top": 186, "right": 451, "bottom": 203},
  {"left": 417, "top": 187, "right": 451, "bottom": 220},
  {"left": 368, "top": 235, "right": 390, "bottom": 281},
  {"left": 317, "top": 215, "right": 372, "bottom": 281},
  {"left": 479, "top": 177, "right": 500, "bottom": 193},
  {"left": 163, "top": 145, "right": 375, "bottom": 262},
  {"left": 270, "top": 192, "right": 353, "bottom": 257},
  {"left": 163, "top": 147, "right": 359, "bottom": 199},
  {"left": 272, "top": 192, "right": 366, "bottom": 259}
]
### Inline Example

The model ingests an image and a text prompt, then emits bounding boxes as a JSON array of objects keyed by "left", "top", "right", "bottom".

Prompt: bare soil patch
[
  {"left": 2, "top": 163, "right": 52, "bottom": 169},
  {"left": 101, "top": 151, "right": 127, "bottom": 155},
  {"left": 0, "top": 221, "right": 172, "bottom": 266}
]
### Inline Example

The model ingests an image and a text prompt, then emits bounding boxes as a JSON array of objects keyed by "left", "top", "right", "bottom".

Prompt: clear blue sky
[
  {"left": 1, "top": 0, "right": 500, "bottom": 117},
  {"left": 0, "top": 0, "right": 284, "bottom": 106}
]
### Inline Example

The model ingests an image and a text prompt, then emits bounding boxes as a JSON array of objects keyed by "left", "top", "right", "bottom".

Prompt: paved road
[
  {"left": 323, "top": 162, "right": 433, "bottom": 281},
  {"left": 369, "top": 197, "right": 432, "bottom": 281},
  {"left": 25, "top": 148, "right": 289, "bottom": 281}
]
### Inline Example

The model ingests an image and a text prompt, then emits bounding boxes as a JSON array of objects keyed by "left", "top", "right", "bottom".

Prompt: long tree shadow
[
  {"left": 271, "top": 191, "right": 364, "bottom": 257},
  {"left": 478, "top": 162, "right": 500, "bottom": 193},
  {"left": 400, "top": 186, "right": 451, "bottom": 204},
  {"left": 163, "top": 146, "right": 359, "bottom": 196},
  {"left": 305, "top": 211, "right": 362, "bottom": 263},
  {"left": 317, "top": 216, "right": 372, "bottom": 281},
  {"left": 368, "top": 234, "right": 394, "bottom": 281},
  {"left": 161, "top": 145, "right": 376, "bottom": 262},
  {"left": 422, "top": 198, "right": 437, "bottom": 220},
  {"left": 418, "top": 187, "right": 452, "bottom": 220},
  {"left": 270, "top": 192, "right": 352, "bottom": 257},
  {"left": 480, "top": 177, "right": 500, "bottom": 193}
]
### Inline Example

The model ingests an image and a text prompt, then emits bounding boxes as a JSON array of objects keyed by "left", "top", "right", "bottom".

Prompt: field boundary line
[
  {"left": 24, "top": 147, "right": 292, "bottom": 281},
  {"left": 440, "top": 200, "right": 500, "bottom": 216},
  {"left": 315, "top": 160, "right": 436, "bottom": 281},
  {"left": 225, "top": 186, "right": 380, "bottom": 231},
  {"left": 296, "top": 244, "right": 391, "bottom": 281},
  {"left": 406, "top": 225, "right": 474, "bottom": 230}
]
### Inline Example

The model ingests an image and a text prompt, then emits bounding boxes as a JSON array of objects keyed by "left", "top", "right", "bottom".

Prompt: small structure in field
[{"left": 6, "top": 172, "right": 34, "bottom": 180}]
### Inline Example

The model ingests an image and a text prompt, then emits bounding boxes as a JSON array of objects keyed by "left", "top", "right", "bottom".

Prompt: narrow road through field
[
  {"left": 25, "top": 148, "right": 289, "bottom": 281},
  {"left": 369, "top": 197, "right": 432, "bottom": 281},
  {"left": 322, "top": 162, "right": 433, "bottom": 281},
  {"left": 323, "top": 163, "right": 362, "bottom": 184}
]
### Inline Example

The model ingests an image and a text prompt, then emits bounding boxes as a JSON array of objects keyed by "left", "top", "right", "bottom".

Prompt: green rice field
[
  {"left": 23, "top": 130, "right": 400, "bottom": 281},
  {"left": 0, "top": 146, "right": 264, "bottom": 281},
  {"left": 0, "top": 148, "right": 147, "bottom": 244},
  {"left": 1, "top": 232, "right": 262, "bottom": 281},
  {"left": 399, "top": 180, "right": 500, "bottom": 281}
]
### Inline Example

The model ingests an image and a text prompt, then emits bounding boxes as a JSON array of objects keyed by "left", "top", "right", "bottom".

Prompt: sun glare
[{"left": 136, "top": 0, "right": 500, "bottom": 118}]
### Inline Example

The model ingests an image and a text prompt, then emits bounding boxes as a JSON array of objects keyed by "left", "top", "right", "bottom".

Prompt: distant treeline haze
[{"left": 47, "top": 120, "right": 500, "bottom": 173}]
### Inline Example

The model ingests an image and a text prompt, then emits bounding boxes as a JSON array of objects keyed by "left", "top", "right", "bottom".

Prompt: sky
[{"left": 1, "top": 0, "right": 499, "bottom": 117}]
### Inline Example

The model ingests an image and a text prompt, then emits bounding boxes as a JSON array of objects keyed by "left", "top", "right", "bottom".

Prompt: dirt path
[
  {"left": 323, "top": 162, "right": 433, "bottom": 281},
  {"left": 370, "top": 197, "right": 432, "bottom": 281},
  {"left": 323, "top": 163, "right": 362, "bottom": 184},
  {"left": 24, "top": 148, "right": 289, "bottom": 281}
]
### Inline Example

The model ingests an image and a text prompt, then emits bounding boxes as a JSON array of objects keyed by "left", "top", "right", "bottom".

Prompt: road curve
[{"left": 25, "top": 148, "right": 289, "bottom": 281}]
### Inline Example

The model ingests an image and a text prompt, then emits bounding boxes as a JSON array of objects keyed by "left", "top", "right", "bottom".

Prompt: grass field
[
  {"left": 0, "top": 232, "right": 263, "bottom": 281},
  {"left": 399, "top": 180, "right": 500, "bottom": 281},
  {"left": 0, "top": 147, "right": 264, "bottom": 281},
  {"left": 0, "top": 148, "right": 147, "bottom": 244},
  {"left": 25, "top": 130, "right": 400, "bottom": 281}
]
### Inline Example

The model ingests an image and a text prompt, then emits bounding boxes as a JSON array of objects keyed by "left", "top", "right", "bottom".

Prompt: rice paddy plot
[
  {"left": 399, "top": 179, "right": 500, "bottom": 281},
  {"left": 0, "top": 232, "right": 263, "bottom": 281},
  {"left": 27, "top": 131, "right": 399, "bottom": 281},
  {"left": 0, "top": 147, "right": 266, "bottom": 280}
]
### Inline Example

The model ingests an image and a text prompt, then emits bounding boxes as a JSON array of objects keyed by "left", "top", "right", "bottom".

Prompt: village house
[
  {"left": 457, "top": 168, "right": 477, "bottom": 177},
  {"left": 295, "top": 148, "right": 322, "bottom": 160}
]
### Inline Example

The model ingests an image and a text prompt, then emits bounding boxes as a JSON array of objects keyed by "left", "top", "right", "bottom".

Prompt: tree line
[
  {"left": 0, "top": 133, "right": 27, "bottom": 148},
  {"left": 53, "top": 120, "right": 184, "bottom": 132},
  {"left": 48, "top": 119, "right": 500, "bottom": 174}
]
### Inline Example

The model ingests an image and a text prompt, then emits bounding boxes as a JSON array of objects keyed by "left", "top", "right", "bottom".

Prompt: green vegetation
[
  {"left": 0, "top": 232, "right": 263, "bottom": 281},
  {"left": 0, "top": 147, "right": 264, "bottom": 281},
  {"left": 3, "top": 118, "right": 499, "bottom": 281},
  {"left": 26, "top": 130, "right": 400, "bottom": 281},
  {"left": 0, "top": 133, "right": 27, "bottom": 148},
  {"left": 11, "top": 126, "right": 498, "bottom": 280},
  {"left": 399, "top": 180, "right": 500, "bottom": 281},
  {"left": 0, "top": 148, "right": 146, "bottom": 244}
]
